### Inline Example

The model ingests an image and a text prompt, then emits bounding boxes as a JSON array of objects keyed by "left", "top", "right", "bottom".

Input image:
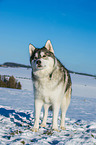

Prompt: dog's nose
[{"left": 36, "top": 60, "right": 41, "bottom": 65}]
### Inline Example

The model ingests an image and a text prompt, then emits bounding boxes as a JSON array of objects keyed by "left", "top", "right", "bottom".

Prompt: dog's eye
[
  {"left": 43, "top": 55, "right": 46, "bottom": 58},
  {"left": 34, "top": 57, "right": 37, "bottom": 60},
  {"left": 45, "top": 53, "right": 49, "bottom": 56}
]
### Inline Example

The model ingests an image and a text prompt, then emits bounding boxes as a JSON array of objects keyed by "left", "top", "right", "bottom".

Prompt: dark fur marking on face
[
  {"left": 30, "top": 48, "right": 38, "bottom": 63},
  {"left": 30, "top": 47, "right": 55, "bottom": 64}
]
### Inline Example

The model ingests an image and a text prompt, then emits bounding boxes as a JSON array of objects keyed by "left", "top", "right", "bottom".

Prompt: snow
[
  {"left": 0, "top": 67, "right": 96, "bottom": 144},
  {"left": 71, "top": 73, "right": 96, "bottom": 98}
]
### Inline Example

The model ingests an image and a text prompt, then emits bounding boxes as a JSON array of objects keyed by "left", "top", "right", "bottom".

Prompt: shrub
[
  {"left": 0, "top": 75, "right": 22, "bottom": 89},
  {"left": 16, "top": 82, "right": 22, "bottom": 89},
  {"left": 0, "top": 79, "right": 7, "bottom": 88},
  {"left": 7, "top": 76, "right": 16, "bottom": 89}
]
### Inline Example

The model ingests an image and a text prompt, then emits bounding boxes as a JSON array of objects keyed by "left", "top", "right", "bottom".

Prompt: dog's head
[{"left": 29, "top": 40, "right": 56, "bottom": 76}]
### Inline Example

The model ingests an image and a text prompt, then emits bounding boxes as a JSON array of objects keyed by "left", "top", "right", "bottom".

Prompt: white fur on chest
[{"left": 33, "top": 76, "right": 64, "bottom": 104}]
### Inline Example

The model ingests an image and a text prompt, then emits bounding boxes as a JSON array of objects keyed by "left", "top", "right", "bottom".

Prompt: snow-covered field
[{"left": 0, "top": 67, "right": 96, "bottom": 145}]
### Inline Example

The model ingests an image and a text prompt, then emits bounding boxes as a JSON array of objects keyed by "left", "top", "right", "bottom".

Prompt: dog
[{"left": 29, "top": 40, "right": 72, "bottom": 132}]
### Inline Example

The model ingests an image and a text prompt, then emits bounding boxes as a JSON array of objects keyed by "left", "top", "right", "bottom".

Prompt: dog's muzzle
[
  {"left": 36, "top": 60, "right": 41, "bottom": 65},
  {"left": 36, "top": 59, "right": 42, "bottom": 67}
]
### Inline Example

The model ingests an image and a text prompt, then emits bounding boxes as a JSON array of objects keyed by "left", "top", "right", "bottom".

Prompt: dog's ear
[
  {"left": 45, "top": 40, "right": 54, "bottom": 53},
  {"left": 29, "top": 44, "right": 36, "bottom": 56}
]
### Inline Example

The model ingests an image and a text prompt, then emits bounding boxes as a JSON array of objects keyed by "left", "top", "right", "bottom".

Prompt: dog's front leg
[
  {"left": 41, "top": 104, "right": 50, "bottom": 127},
  {"left": 32, "top": 99, "right": 43, "bottom": 132},
  {"left": 52, "top": 103, "right": 60, "bottom": 131}
]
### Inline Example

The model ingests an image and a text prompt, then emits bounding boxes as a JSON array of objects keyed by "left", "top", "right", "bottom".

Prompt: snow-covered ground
[{"left": 0, "top": 67, "right": 96, "bottom": 144}]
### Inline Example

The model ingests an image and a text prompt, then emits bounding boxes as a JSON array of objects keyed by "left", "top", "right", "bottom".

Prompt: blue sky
[{"left": 0, "top": 0, "right": 96, "bottom": 74}]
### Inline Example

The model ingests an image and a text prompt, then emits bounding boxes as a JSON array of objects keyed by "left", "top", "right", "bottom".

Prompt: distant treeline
[
  {"left": 68, "top": 70, "right": 96, "bottom": 78},
  {"left": 0, "top": 75, "right": 22, "bottom": 89},
  {"left": 0, "top": 62, "right": 31, "bottom": 68}
]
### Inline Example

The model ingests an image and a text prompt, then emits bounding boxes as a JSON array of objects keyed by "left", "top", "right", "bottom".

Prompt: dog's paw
[
  {"left": 40, "top": 123, "right": 46, "bottom": 128},
  {"left": 60, "top": 126, "right": 66, "bottom": 130},
  {"left": 52, "top": 128, "right": 60, "bottom": 132},
  {"left": 30, "top": 128, "right": 39, "bottom": 132}
]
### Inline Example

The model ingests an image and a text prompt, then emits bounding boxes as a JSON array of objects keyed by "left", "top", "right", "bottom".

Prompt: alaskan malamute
[{"left": 29, "top": 40, "right": 72, "bottom": 132}]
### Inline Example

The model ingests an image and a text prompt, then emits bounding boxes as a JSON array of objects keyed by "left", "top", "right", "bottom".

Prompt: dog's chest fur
[{"left": 33, "top": 68, "right": 64, "bottom": 104}]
